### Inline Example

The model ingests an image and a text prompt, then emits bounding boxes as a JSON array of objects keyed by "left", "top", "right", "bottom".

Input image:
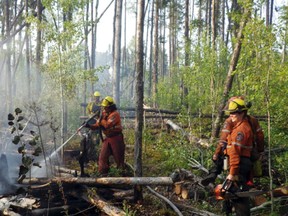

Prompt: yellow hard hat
[
  {"left": 225, "top": 98, "right": 248, "bottom": 113},
  {"left": 94, "top": 91, "right": 101, "bottom": 97},
  {"left": 101, "top": 96, "right": 115, "bottom": 107}
]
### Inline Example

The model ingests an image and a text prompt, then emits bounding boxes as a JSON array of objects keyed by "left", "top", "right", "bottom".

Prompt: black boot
[{"left": 201, "top": 172, "right": 217, "bottom": 186}]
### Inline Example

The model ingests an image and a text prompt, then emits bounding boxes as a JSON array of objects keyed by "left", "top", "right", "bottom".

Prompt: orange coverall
[{"left": 90, "top": 109, "right": 125, "bottom": 175}]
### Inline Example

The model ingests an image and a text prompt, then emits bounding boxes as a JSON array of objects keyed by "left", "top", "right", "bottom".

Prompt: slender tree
[
  {"left": 152, "top": 0, "right": 159, "bottom": 107},
  {"left": 25, "top": 0, "right": 31, "bottom": 100},
  {"left": 113, "top": 0, "right": 123, "bottom": 105},
  {"left": 35, "top": 0, "right": 43, "bottom": 97},
  {"left": 148, "top": 0, "right": 154, "bottom": 97},
  {"left": 134, "top": 0, "right": 145, "bottom": 203},
  {"left": 211, "top": 4, "right": 252, "bottom": 139}
]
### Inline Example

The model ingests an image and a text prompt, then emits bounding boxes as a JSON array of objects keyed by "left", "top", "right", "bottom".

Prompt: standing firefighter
[
  {"left": 86, "top": 91, "right": 102, "bottom": 117},
  {"left": 201, "top": 96, "right": 265, "bottom": 186},
  {"left": 85, "top": 96, "right": 125, "bottom": 176},
  {"left": 209, "top": 97, "right": 258, "bottom": 216},
  {"left": 78, "top": 91, "right": 102, "bottom": 177}
]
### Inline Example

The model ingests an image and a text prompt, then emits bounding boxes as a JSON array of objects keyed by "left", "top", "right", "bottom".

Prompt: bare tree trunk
[
  {"left": 144, "top": 0, "right": 151, "bottom": 94},
  {"left": 161, "top": 7, "right": 166, "bottom": 77},
  {"left": 266, "top": 0, "right": 270, "bottom": 26},
  {"left": 269, "top": 0, "right": 274, "bottom": 25},
  {"left": 35, "top": 0, "right": 43, "bottom": 98},
  {"left": 113, "top": 0, "right": 123, "bottom": 105},
  {"left": 152, "top": 0, "right": 159, "bottom": 107},
  {"left": 198, "top": 0, "right": 202, "bottom": 42},
  {"left": 148, "top": 0, "right": 154, "bottom": 97},
  {"left": 26, "top": 0, "right": 31, "bottom": 100},
  {"left": 122, "top": 0, "right": 127, "bottom": 99},
  {"left": 281, "top": 27, "right": 287, "bottom": 64},
  {"left": 134, "top": 0, "right": 145, "bottom": 203},
  {"left": 211, "top": 0, "right": 216, "bottom": 47},
  {"left": 211, "top": 7, "right": 251, "bottom": 139},
  {"left": 182, "top": 0, "right": 189, "bottom": 108},
  {"left": 221, "top": 0, "right": 225, "bottom": 41},
  {"left": 5, "top": 0, "right": 12, "bottom": 112}
]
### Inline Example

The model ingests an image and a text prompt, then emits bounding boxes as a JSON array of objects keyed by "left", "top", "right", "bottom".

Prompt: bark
[
  {"left": 134, "top": 0, "right": 145, "bottom": 202},
  {"left": 269, "top": 0, "right": 274, "bottom": 25},
  {"left": 148, "top": 0, "right": 154, "bottom": 97},
  {"left": 152, "top": 0, "right": 159, "bottom": 107},
  {"left": 266, "top": 0, "right": 270, "bottom": 26},
  {"left": 25, "top": 14, "right": 31, "bottom": 100},
  {"left": 211, "top": 6, "right": 251, "bottom": 139},
  {"left": 81, "top": 188, "right": 126, "bottom": 216},
  {"left": 31, "top": 206, "right": 69, "bottom": 216},
  {"left": 35, "top": 0, "right": 43, "bottom": 97},
  {"left": 112, "top": 0, "right": 123, "bottom": 105},
  {"left": 198, "top": 0, "right": 202, "bottom": 42},
  {"left": 183, "top": 0, "right": 189, "bottom": 107},
  {"left": 211, "top": 0, "right": 216, "bottom": 47},
  {"left": 165, "top": 119, "right": 210, "bottom": 148},
  {"left": 5, "top": 0, "right": 12, "bottom": 112},
  {"left": 21, "top": 177, "right": 174, "bottom": 186}
]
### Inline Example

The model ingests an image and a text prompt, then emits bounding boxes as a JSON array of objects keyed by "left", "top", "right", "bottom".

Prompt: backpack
[{"left": 247, "top": 116, "right": 263, "bottom": 177}]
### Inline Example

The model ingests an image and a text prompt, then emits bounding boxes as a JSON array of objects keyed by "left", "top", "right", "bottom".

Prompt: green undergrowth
[{"left": 123, "top": 127, "right": 207, "bottom": 177}]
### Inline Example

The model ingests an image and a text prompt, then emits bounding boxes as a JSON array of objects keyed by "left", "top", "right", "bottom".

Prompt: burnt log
[{"left": 21, "top": 177, "right": 174, "bottom": 186}]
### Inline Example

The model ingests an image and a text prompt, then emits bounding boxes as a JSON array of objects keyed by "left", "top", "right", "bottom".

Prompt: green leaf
[
  {"left": 17, "top": 116, "right": 24, "bottom": 122},
  {"left": 12, "top": 136, "right": 21, "bottom": 144},
  {"left": 32, "top": 147, "right": 42, "bottom": 156},
  {"left": 29, "top": 139, "right": 37, "bottom": 146},
  {"left": 19, "top": 165, "right": 29, "bottom": 175},
  {"left": 18, "top": 146, "right": 25, "bottom": 154},
  {"left": 22, "top": 156, "right": 33, "bottom": 167},
  {"left": 11, "top": 127, "right": 16, "bottom": 134},
  {"left": 15, "top": 108, "right": 22, "bottom": 115},
  {"left": 33, "top": 162, "right": 42, "bottom": 168},
  {"left": 8, "top": 113, "right": 15, "bottom": 120},
  {"left": 18, "top": 124, "right": 24, "bottom": 130}
]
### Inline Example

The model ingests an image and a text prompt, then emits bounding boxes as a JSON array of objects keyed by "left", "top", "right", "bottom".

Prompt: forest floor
[
  {"left": 2, "top": 126, "right": 287, "bottom": 215},
  {"left": 61, "top": 128, "right": 225, "bottom": 216}
]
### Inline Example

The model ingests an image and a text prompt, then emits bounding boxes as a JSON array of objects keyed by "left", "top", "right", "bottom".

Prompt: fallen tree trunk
[
  {"left": 80, "top": 187, "right": 126, "bottom": 216},
  {"left": 165, "top": 119, "right": 209, "bottom": 147},
  {"left": 21, "top": 177, "right": 174, "bottom": 186}
]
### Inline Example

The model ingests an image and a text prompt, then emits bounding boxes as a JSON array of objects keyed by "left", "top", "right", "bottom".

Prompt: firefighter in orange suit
[
  {"left": 201, "top": 96, "right": 264, "bottom": 186},
  {"left": 86, "top": 96, "right": 125, "bottom": 176},
  {"left": 223, "top": 98, "right": 254, "bottom": 216}
]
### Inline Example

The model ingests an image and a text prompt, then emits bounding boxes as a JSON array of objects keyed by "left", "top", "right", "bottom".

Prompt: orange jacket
[
  {"left": 90, "top": 110, "right": 122, "bottom": 137},
  {"left": 225, "top": 118, "right": 253, "bottom": 175},
  {"left": 214, "top": 117, "right": 233, "bottom": 156},
  {"left": 214, "top": 115, "right": 264, "bottom": 156}
]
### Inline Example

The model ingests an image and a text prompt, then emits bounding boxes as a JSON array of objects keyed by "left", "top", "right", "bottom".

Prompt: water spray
[
  {"left": 48, "top": 111, "right": 100, "bottom": 159},
  {"left": 28, "top": 111, "right": 101, "bottom": 179}
]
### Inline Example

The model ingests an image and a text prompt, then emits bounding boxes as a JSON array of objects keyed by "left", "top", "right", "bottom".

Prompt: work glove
[{"left": 82, "top": 121, "right": 90, "bottom": 128}]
